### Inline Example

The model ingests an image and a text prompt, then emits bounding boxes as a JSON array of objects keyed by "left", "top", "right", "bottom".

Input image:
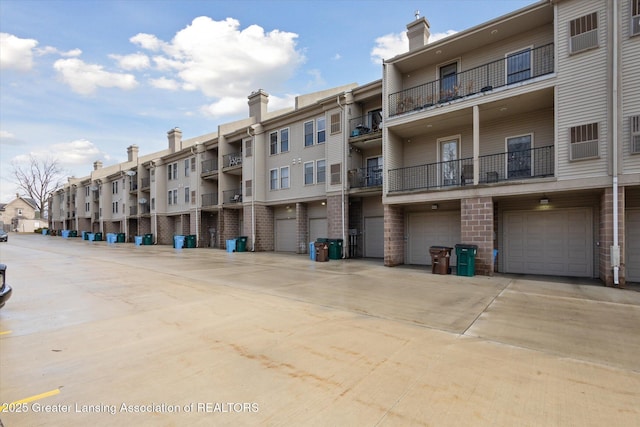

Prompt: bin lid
[
  {"left": 429, "top": 246, "right": 453, "bottom": 250},
  {"left": 455, "top": 244, "right": 478, "bottom": 249}
]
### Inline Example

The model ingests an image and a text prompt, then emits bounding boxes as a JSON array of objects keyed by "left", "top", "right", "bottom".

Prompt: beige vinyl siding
[
  {"left": 622, "top": 0, "right": 640, "bottom": 172},
  {"left": 480, "top": 108, "right": 554, "bottom": 155},
  {"left": 555, "top": 0, "right": 609, "bottom": 180},
  {"left": 326, "top": 106, "right": 346, "bottom": 192}
]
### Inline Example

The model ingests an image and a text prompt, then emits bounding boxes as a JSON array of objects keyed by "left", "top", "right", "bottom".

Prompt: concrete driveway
[{"left": 1, "top": 234, "right": 639, "bottom": 426}]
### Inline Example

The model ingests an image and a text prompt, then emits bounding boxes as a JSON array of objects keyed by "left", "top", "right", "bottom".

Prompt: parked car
[
  {"left": 0, "top": 230, "right": 7, "bottom": 242},
  {"left": 0, "top": 264, "right": 12, "bottom": 309}
]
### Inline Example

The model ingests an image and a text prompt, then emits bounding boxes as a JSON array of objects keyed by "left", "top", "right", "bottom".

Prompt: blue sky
[{"left": 0, "top": 0, "right": 538, "bottom": 203}]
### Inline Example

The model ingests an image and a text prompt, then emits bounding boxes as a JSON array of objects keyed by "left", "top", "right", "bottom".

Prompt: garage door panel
[
  {"left": 276, "top": 219, "right": 296, "bottom": 252},
  {"left": 364, "top": 217, "right": 384, "bottom": 258},
  {"left": 626, "top": 210, "right": 640, "bottom": 282},
  {"left": 504, "top": 208, "right": 592, "bottom": 277},
  {"left": 408, "top": 212, "right": 460, "bottom": 266}
]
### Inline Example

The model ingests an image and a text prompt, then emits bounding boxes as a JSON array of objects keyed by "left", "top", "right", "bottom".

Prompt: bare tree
[{"left": 11, "top": 155, "right": 66, "bottom": 214}]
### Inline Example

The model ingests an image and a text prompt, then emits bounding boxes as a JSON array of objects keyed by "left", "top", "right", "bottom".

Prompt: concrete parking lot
[{"left": 1, "top": 233, "right": 639, "bottom": 426}]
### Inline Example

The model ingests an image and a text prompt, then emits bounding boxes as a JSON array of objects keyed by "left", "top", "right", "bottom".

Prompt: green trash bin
[
  {"left": 94, "top": 232, "right": 103, "bottom": 242},
  {"left": 236, "top": 236, "right": 248, "bottom": 252},
  {"left": 328, "top": 239, "right": 343, "bottom": 260},
  {"left": 117, "top": 233, "right": 125, "bottom": 243},
  {"left": 143, "top": 233, "right": 153, "bottom": 245},
  {"left": 455, "top": 244, "right": 478, "bottom": 277},
  {"left": 185, "top": 235, "right": 196, "bottom": 248},
  {"left": 70, "top": 230, "right": 78, "bottom": 238}
]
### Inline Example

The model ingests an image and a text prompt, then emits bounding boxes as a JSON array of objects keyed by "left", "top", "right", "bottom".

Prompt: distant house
[{"left": 0, "top": 194, "right": 42, "bottom": 232}]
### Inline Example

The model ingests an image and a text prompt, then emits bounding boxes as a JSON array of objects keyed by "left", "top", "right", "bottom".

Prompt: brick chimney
[
  {"left": 127, "top": 144, "right": 139, "bottom": 162},
  {"left": 248, "top": 89, "right": 269, "bottom": 122},
  {"left": 93, "top": 161, "right": 103, "bottom": 170},
  {"left": 167, "top": 127, "right": 182, "bottom": 153},
  {"left": 407, "top": 12, "right": 430, "bottom": 51}
]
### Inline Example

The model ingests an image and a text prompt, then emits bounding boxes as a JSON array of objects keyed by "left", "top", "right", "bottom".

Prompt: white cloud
[
  {"left": 370, "top": 30, "right": 458, "bottom": 64},
  {"left": 53, "top": 58, "right": 138, "bottom": 95},
  {"left": 13, "top": 139, "right": 107, "bottom": 167},
  {"left": 109, "top": 52, "right": 150, "bottom": 70},
  {"left": 306, "top": 69, "right": 325, "bottom": 88},
  {"left": 37, "top": 46, "right": 82, "bottom": 57},
  {"left": 0, "top": 130, "right": 16, "bottom": 139},
  {"left": 0, "top": 33, "right": 38, "bottom": 71},
  {"left": 332, "top": 53, "right": 342, "bottom": 61},
  {"left": 200, "top": 96, "right": 247, "bottom": 118},
  {"left": 149, "top": 76, "right": 180, "bottom": 91},
  {"left": 133, "top": 16, "right": 304, "bottom": 99}
]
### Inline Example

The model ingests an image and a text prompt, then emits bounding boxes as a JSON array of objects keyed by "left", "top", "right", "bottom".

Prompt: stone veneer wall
[
  {"left": 460, "top": 197, "right": 494, "bottom": 276},
  {"left": 327, "top": 194, "right": 347, "bottom": 240},
  {"left": 384, "top": 204, "right": 404, "bottom": 267},
  {"left": 296, "top": 203, "right": 308, "bottom": 254}
]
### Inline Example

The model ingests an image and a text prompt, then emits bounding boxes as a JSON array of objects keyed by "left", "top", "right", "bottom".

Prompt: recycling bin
[
  {"left": 82, "top": 231, "right": 88, "bottom": 240},
  {"left": 226, "top": 239, "right": 236, "bottom": 253},
  {"left": 117, "top": 233, "right": 125, "bottom": 243},
  {"left": 62, "top": 230, "right": 70, "bottom": 239},
  {"left": 328, "top": 239, "right": 343, "bottom": 260},
  {"left": 309, "top": 242, "right": 315, "bottom": 261},
  {"left": 173, "top": 235, "right": 185, "bottom": 249},
  {"left": 315, "top": 241, "right": 329, "bottom": 262},
  {"left": 143, "top": 234, "right": 153, "bottom": 245},
  {"left": 236, "top": 236, "right": 248, "bottom": 252},
  {"left": 455, "top": 244, "right": 478, "bottom": 277},
  {"left": 135, "top": 236, "right": 143, "bottom": 246},
  {"left": 429, "top": 246, "right": 453, "bottom": 275},
  {"left": 185, "top": 235, "right": 196, "bottom": 248}
]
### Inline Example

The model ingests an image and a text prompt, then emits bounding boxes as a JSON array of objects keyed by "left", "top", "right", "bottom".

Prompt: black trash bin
[{"left": 429, "top": 246, "right": 453, "bottom": 274}]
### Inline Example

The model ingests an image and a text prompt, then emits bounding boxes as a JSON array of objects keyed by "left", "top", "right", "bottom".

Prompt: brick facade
[
  {"left": 296, "top": 202, "right": 308, "bottom": 254},
  {"left": 460, "top": 197, "right": 494, "bottom": 276},
  {"left": 384, "top": 204, "right": 404, "bottom": 266},
  {"left": 241, "top": 204, "right": 274, "bottom": 252},
  {"left": 327, "top": 195, "right": 347, "bottom": 239},
  {"left": 221, "top": 209, "right": 240, "bottom": 250},
  {"left": 599, "top": 186, "right": 626, "bottom": 287}
]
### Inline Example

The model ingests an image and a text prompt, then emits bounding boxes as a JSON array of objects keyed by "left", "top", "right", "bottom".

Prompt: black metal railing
[
  {"left": 222, "top": 153, "right": 242, "bottom": 168},
  {"left": 141, "top": 177, "right": 150, "bottom": 189},
  {"left": 201, "top": 158, "right": 218, "bottom": 174},
  {"left": 201, "top": 193, "right": 218, "bottom": 207},
  {"left": 222, "top": 189, "right": 242, "bottom": 204},
  {"left": 388, "top": 146, "right": 553, "bottom": 192},
  {"left": 349, "top": 166, "right": 384, "bottom": 188},
  {"left": 389, "top": 43, "right": 554, "bottom": 117},
  {"left": 349, "top": 112, "right": 383, "bottom": 138}
]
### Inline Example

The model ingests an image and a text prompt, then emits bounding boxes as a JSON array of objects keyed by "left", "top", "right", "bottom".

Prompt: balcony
[
  {"left": 349, "top": 166, "right": 383, "bottom": 189},
  {"left": 201, "top": 158, "right": 219, "bottom": 177},
  {"left": 349, "top": 113, "right": 383, "bottom": 138},
  {"left": 140, "top": 177, "right": 150, "bottom": 190},
  {"left": 130, "top": 206, "right": 137, "bottom": 216},
  {"left": 388, "top": 146, "right": 554, "bottom": 192},
  {"left": 389, "top": 43, "right": 554, "bottom": 117},
  {"left": 222, "top": 189, "right": 242, "bottom": 205},
  {"left": 202, "top": 193, "right": 218, "bottom": 207},
  {"left": 222, "top": 153, "right": 242, "bottom": 168}
]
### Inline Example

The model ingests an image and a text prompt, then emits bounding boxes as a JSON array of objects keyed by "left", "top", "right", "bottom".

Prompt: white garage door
[
  {"left": 626, "top": 209, "right": 640, "bottom": 282},
  {"left": 275, "top": 219, "right": 296, "bottom": 252},
  {"left": 503, "top": 208, "right": 592, "bottom": 277},
  {"left": 407, "top": 212, "right": 460, "bottom": 266},
  {"left": 309, "top": 218, "right": 327, "bottom": 243},
  {"left": 364, "top": 217, "right": 384, "bottom": 258}
]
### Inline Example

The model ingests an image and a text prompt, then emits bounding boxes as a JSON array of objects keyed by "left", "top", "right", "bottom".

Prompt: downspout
[
  {"left": 247, "top": 126, "right": 256, "bottom": 251},
  {"left": 191, "top": 144, "right": 200, "bottom": 247},
  {"left": 151, "top": 161, "right": 158, "bottom": 244},
  {"left": 337, "top": 94, "right": 347, "bottom": 258},
  {"left": 611, "top": 0, "right": 620, "bottom": 285}
]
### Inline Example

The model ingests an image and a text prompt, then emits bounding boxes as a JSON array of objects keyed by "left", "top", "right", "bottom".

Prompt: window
[
  {"left": 151, "top": 198, "right": 155, "bottom": 210},
  {"left": 168, "top": 189, "right": 178, "bottom": 205},
  {"left": 631, "top": 115, "right": 640, "bottom": 154},
  {"left": 366, "top": 157, "right": 382, "bottom": 186},
  {"left": 280, "top": 128, "right": 289, "bottom": 152},
  {"left": 316, "top": 160, "right": 326, "bottom": 183},
  {"left": 85, "top": 202, "right": 90, "bottom": 212},
  {"left": 270, "top": 169, "right": 278, "bottom": 190},
  {"left": 85, "top": 186, "right": 90, "bottom": 196},
  {"left": 185, "top": 187, "right": 190, "bottom": 203},
  {"left": 168, "top": 162, "right": 178, "bottom": 180},
  {"left": 304, "top": 162, "right": 314, "bottom": 185},
  {"left": 151, "top": 169, "right": 155, "bottom": 182},
  {"left": 185, "top": 159, "right": 190, "bottom": 177},
  {"left": 330, "top": 163, "right": 341, "bottom": 185},
  {"left": 439, "top": 62, "right": 458, "bottom": 100},
  {"left": 570, "top": 123, "right": 599, "bottom": 160},
  {"left": 245, "top": 139, "right": 252, "bottom": 157},
  {"left": 191, "top": 190, "right": 196, "bottom": 205},
  {"left": 330, "top": 113, "right": 341, "bottom": 133},
  {"left": 245, "top": 180, "right": 252, "bottom": 197},
  {"left": 17, "top": 208, "right": 23, "bottom": 216},
  {"left": 570, "top": 12, "right": 598, "bottom": 53},
  {"left": 633, "top": 0, "right": 640, "bottom": 36},
  {"left": 317, "top": 117, "right": 326, "bottom": 143},
  {"left": 506, "top": 48, "right": 532, "bottom": 84},
  {"left": 168, "top": 191, "right": 172, "bottom": 205},
  {"left": 112, "top": 202, "right": 118, "bottom": 214},
  {"left": 280, "top": 166, "right": 290, "bottom": 189},
  {"left": 270, "top": 132, "right": 278, "bottom": 155},
  {"left": 191, "top": 157, "right": 196, "bottom": 172},
  {"left": 112, "top": 181, "right": 118, "bottom": 194},
  {"left": 304, "top": 121, "right": 314, "bottom": 146}
]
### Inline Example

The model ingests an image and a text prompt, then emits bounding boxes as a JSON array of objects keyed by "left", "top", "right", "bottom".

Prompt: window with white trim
[
  {"left": 632, "top": 0, "right": 640, "bottom": 36},
  {"left": 330, "top": 113, "right": 341, "bottom": 134},
  {"left": 304, "top": 121, "right": 314, "bottom": 147},
  {"left": 570, "top": 123, "right": 599, "bottom": 160},
  {"left": 280, "top": 128, "right": 289, "bottom": 152},
  {"left": 184, "top": 159, "right": 190, "bottom": 177},
  {"left": 570, "top": 12, "right": 598, "bottom": 53},
  {"left": 168, "top": 162, "right": 177, "bottom": 180},
  {"left": 280, "top": 166, "right": 289, "bottom": 189},
  {"left": 245, "top": 139, "right": 252, "bottom": 157},
  {"left": 184, "top": 187, "right": 190, "bottom": 204},
  {"left": 304, "top": 162, "right": 314, "bottom": 185},
  {"left": 506, "top": 47, "right": 532, "bottom": 84},
  {"left": 270, "top": 132, "right": 278, "bottom": 155},
  {"left": 316, "top": 159, "right": 326, "bottom": 183},
  {"left": 330, "top": 163, "right": 341, "bottom": 185},
  {"left": 631, "top": 115, "right": 640, "bottom": 154},
  {"left": 112, "top": 181, "right": 118, "bottom": 194},
  {"left": 317, "top": 117, "right": 326, "bottom": 144},
  {"left": 270, "top": 169, "right": 278, "bottom": 190},
  {"left": 245, "top": 179, "right": 252, "bottom": 197}
]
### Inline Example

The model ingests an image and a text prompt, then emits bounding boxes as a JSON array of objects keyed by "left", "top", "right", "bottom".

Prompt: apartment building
[
  {"left": 382, "top": 0, "right": 640, "bottom": 285},
  {"left": 49, "top": 0, "right": 638, "bottom": 285}
]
